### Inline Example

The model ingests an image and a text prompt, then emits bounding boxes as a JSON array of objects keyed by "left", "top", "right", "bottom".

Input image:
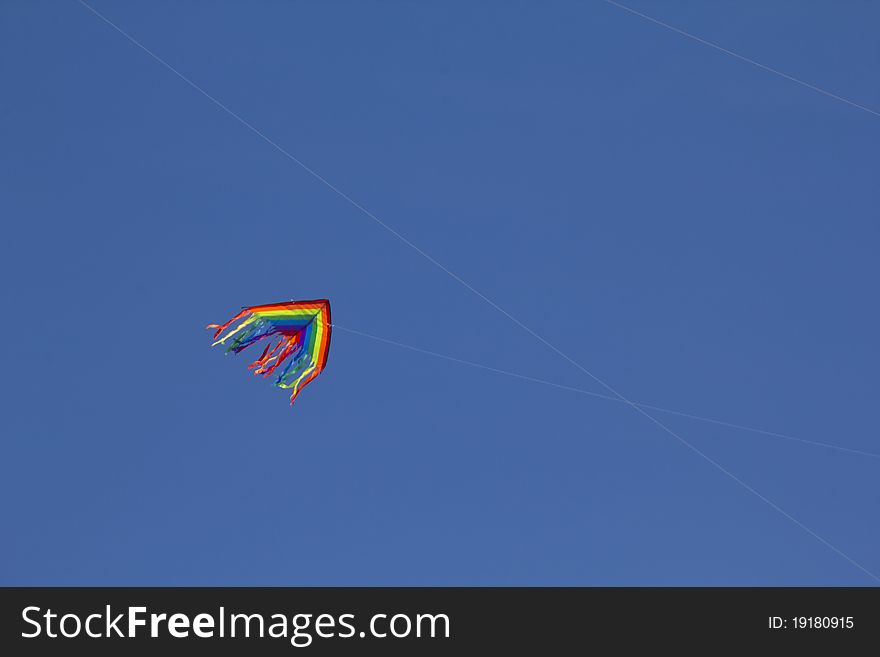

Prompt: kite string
[
  {"left": 330, "top": 324, "right": 880, "bottom": 461},
  {"left": 602, "top": 0, "right": 880, "bottom": 118}
]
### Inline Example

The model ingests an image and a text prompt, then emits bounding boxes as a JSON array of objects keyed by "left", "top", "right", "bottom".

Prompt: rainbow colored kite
[{"left": 207, "top": 299, "right": 332, "bottom": 405}]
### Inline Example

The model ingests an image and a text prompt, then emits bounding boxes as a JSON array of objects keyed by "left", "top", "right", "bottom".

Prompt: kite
[{"left": 207, "top": 299, "right": 332, "bottom": 405}]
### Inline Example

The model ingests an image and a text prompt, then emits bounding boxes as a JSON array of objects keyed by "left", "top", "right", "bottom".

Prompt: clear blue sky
[{"left": 2, "top": 1, "right": 878, "bottom": 585}]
